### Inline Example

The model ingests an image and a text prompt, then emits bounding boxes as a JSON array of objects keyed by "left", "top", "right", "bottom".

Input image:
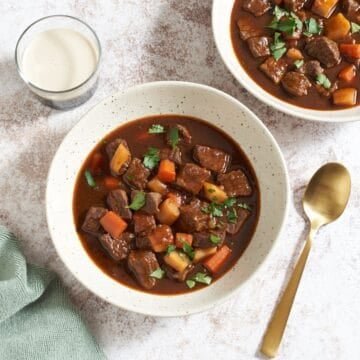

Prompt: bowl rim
[
  {"left": 211, "top": 0, "right": 360, "bottom": 123},
  {"left": 46, "top": 80, "right": 290, "bottom": 316}
]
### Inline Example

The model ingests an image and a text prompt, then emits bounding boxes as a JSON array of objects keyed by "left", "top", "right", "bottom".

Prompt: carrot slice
[
  {"left": 175, "top": 233, "right": 193, "bottom": 248},
  {"left": 100, "top": 211, "right": 127, "bottom": 238},
  {"left": 203, "top": 245, "right": 232, "bottom": 274},
  {"left": 157, "top": 159, "right": 176, "bottom": 183},
  {"left": 338, "top": 65, "right": 356, "bottom": 82},
  {"left": 89, "top": 152, "right": 104, "bottom": 174},
  {"left": 339, "top": 44, "right": 360, "bottom": 59},
  {"left": 103, "top": 176, "right": 119, "bottom": 190}
]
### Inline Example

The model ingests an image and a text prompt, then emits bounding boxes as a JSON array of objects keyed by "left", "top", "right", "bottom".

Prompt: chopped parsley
[
  {"left": 166, "top": 245, "right": 177, "bottom": 254},
  {"left": 150, "top": 268, "right": 165, "bottom": 279},
  {"left": 269, "top": 17, "right": 297, "bottom": 35},
  {"left": 191, "top": 272, "right": 212, "bottom": 285},
  {"left": 182, "top": 242, "right": 195, "bottom": 260},
  {"left": 186, "top": 279, "right": 196, "bottom": 289},
  {"left": 316, "top": 73, "right": 331, "bottom": 90},
  {"left": 273, "top": 5, "right": 289, "bottom": 21},
  {"left": 143, "top": 146, "right": 160, "bottom": 169},
  {"left": 223, "top": 197, "right": 237, "bottom": 208},
  {"left": 84, "top": 170, "right": 96, "bottom": 188},
  {"left": 210, "top": 234, "right": 221, "bottom": 245},
  {"left": 128, "top": 191, "right": 146, "bottom": 211},
  {"left": 209, "top": 202, "right": 223, "bottom": 217},
  {"left": 270, "top": 32, "right": 287, "bottom": 61},
  {"left": 303, "top": 18, "right": 322, "bottom": 36},
  {"left": 351, "top": 21, "right": 360, "bottom": 34},
  {"left": 169, "top": 127, "right": 180, "bottom": 149},
  {"left": 227, "top": 208, "right": 238, "bottom": 224},
  {"left": 238, "top": 203, "right": 252, "bottom": 211},
  {"left": 293, "top": 59, "right": 304, "bottom": 69},
  {"left": 148, "top": 124, "right": 165, "bottom": 134},
  {"left": 290, "top": 11, "right": 303, "bottom": 32}
]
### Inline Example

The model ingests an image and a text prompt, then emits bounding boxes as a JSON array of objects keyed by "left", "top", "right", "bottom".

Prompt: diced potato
[
  {"left": 110, "top": 143, "right": 131, "bottom": 174},
  {"left": 325, "top": 13, "right": 350, "bottom": 40},
  {"left": 312, "top": 0, "right": 338, "bottom": 18},
  {"left": 175, "top": 233, "right": 193, "bottom": 248},
  {"left": 156, "top": 198, "right": 180, "bottom": 225},
  {"left": 286, "top": 48, "right": 303, "bottom": 61},
  {"left": 166, "top": 192, "right": 182, "bottom": 207},
  {"left": 332, "top": 88, "right": 357, "bottom": 106},
  {"left": 164, "top": 251, "right": 191, "bottom": 272},
  {"left": 203, "top": 182, "right": 228, "bottom": 204},
  {"left": 147, "top": 177, "right": 168, "bottom": 195},
  {"left": 193, "top": 247, "right": 217, "bottom": 263},
  {"left": 148, "top": 225, "right": 174, "bottom": 252}
]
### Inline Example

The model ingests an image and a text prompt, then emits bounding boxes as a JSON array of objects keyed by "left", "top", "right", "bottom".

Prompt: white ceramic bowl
[
  {"left": 212, "top": 0, "right": 359, "bottom": 122},
  {"left": 46, "top": 81, "right": 289, "bottom": 316}
]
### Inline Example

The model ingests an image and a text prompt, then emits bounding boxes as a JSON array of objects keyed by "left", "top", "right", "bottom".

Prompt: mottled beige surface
[{"left": 1, "top": 1, "right": 360, "bottom": 359}]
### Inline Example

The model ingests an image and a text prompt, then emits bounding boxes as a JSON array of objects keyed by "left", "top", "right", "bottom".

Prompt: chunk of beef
[
  {"left": 123, "top": 158, "right": 150, "bottom": 190},
  {"left": 281, "top": 72, "right": 312, "bottom": 96},
  {"left": 99, "top": 232, "right": 134, "bottom": 261},
  {"left": 193, "top": 145, "right": 230, "bottom": 173},
  {"left": 166, "top": 124, "right": 192, "bottom": 146},
  {"left": 305, "top": 37, "right": 341, "bottom": 68},
  {"left": 218, "top": 170, "right": 252, "bottom": 197},
  {"left": 193, "top": 230, "right": 226, "bottom": 248},
  {"left": 81, "top": 207, "right": 108, "bottom": 235},
  {"left": 260, "top": 57, "right": 288, "bottom": 84},
  {"left": 283, "top": 0, "right": 306, "bottom": 11},
  {"left": 163, "top": 263, "right": 194, "bottom": 282},
  {"left": 298, "top": 60, "right": 324, "bottom": 79},
  {"left": 177, "top": 199, "right": 209, "bottom": 233},
  {"left": 143, "top": 192, "right": 162, "bottom": 215},
  {"left": 105, "top": 138, "right": 131, "bottom": 175},
  {"left": 159, "top": 147, "right": 182, "bottom": 165},
  {"left": 107, "top": 189, "right": 132, "bottom": 221},
  {"left": 135, "top": 234, "right": 152, "bottom": 250},
  {"left": 226, "top": 208, "right": 251, "bottom": 234},
  {"left": 343, "top": 0, "right": 360, "bottom": 16},
  {"left": 243, "top": 0, "right": 271, "bottom": 16},
  {"left": 127, "top": 250, "right": 160, "bottom": 289},
  {"left": 175, "top": 163, "right": 211, "bottom": 194},
  {"left": 247, "top": 36, "right": 271, "bottom": 58},
  {"left": 133, "top": 212, "right": 156, "bottom": 234},
  {"left": 237, "top": 18, "right": 263, "bottom": 41}
]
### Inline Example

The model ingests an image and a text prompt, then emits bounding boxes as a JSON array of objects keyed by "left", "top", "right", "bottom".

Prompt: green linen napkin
[{"left": 0, "top": 225, "right": 106, "bottom": 360}]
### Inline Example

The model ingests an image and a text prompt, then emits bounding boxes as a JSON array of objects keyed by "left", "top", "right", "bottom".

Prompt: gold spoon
[{"left": 261, "top": 162, "right": 351, "bottom": 358}]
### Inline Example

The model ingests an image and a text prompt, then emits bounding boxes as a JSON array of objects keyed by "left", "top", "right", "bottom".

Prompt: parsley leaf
[
  {"left": 84, "top": 170, "right": 96, "bottom": 188},
  {"left": 186, "top": 279, "right": 196, "bottom": 289},
  {"left": 270, "top": 32, "right": 287, "bottom": 61},
  {"left": 303, "top": 18, "right": 322, "bottom": 36},
  {"left": 128, "top": 191, "right": 146, "bottom": 211},
  {"left": 201, "top": 206, "right": 210, "bottom": 214},
  {"left": 169, "top": 127, "right": 180, "bottom": 149},
  {"left": 269, "top": 17, "right": 296, "bottom": 34},
  {"left": 351, "top": 21, "right": 360, "bottom": 34},
  {"left": 192, "top": 272, "right": 212, "bottom": 285},
  {"left": 143, "top": 146, "right": 160, "bottom": 169},
  {"left": 238, "top": 203, "right": 252, "bottom": 211},
  {"left": 210, "top": 234, "right": 221, "bottom": 245},
  {"left": 223, "top": 197, "right": 237, "bottom": 208},
  {"left": 290, "top": 12, "right": 303, "bottom": 32},
  {"left": 182, "top": 242, "right": 195, "bottom": 260},
  {"left": 209, "top": 202, "right": 223, "bottom": 217},
  {"left": 293, "top": 59, "right": 304, "bottom": 69},
  {"left": 316, "top": 73, "right": 331, "bottom": 90},
  {"left": 166, "top": 245, "right": 177, "bottom": 254},
  {"left": 227, "top": 208, "right": 238, "bottom": 224},
  {"left": 150, "top": 268, "right": 165, "bottom": 279},
  {"left": 148, "top": 124, "right": 165, "bottom": 134},
  {"left": 273, "top": 5, "right": 289, "bottom": 21}
]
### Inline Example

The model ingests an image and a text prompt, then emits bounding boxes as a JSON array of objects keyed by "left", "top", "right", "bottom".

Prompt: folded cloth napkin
[{"left": 0, "top": 225, "right": 106, "bottom": 360}]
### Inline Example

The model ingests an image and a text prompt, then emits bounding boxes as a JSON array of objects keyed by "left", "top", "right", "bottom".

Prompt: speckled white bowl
[
  {"left": 212, "top": 0, "right": 359, "bottom": 122},
  {"left": 46, "top": 81, "right": 289, "bottom": 316}
]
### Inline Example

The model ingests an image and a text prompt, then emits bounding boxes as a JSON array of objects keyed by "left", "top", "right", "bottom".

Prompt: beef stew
[{"left": 73, "top": 115, "right": 259, "bottom": 294}]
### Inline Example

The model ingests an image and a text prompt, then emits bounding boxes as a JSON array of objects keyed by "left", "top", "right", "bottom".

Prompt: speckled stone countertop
[{"left": 1, "top": 1, "right": 360, "bottom": 359}]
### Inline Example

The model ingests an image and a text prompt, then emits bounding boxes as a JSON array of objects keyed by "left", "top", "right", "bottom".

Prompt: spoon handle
[{"left": 260, "top": 235, "right": 313, "bottom": 358}]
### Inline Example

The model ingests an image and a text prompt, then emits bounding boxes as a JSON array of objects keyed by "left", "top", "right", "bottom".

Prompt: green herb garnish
[
  {"left": 148, "top": 124, "right": 165, "bottom": 134},
  {"left": 303, "top": 18, "right": 322, "bottom": 36},
  {"left": 169, "top": 127, "right": 180, "bottom": 149},
  {"left": 186, "top": 279, "right": 196, "bottom": 289},
  {"left": 351, "top": 21, "right": 360, "bottom": 34},
  {"left": 209, "top": 202, "right": 223, "bottom": 217},
  {"left": 201, "top": 206, "right": 210, "bottom": 214},
  {"left": 126, "top": 174, "right": 134, "bottom": 182},
  {"left": 128, "top": 191, "right": 146, "bottom": 211},
  {"left": 223, "top": 197, "right": 237, "bottom": 208},
  {"left": 150, "top": 268, "right": 165, "bottom": 279},
  {"left": 273, "top": 5, "right": 289, "bottom": 21},
  {"left": 227, "top": 208, "right": 238, "bottom": 224},
  {"left": 166, "top": 245, "right": 177, "bottom": 254},
  {"left": 270, "top": 32, "right": 287, "bottom": 61},
  {"left": 316, "top": 73, "right": 331, "bottom": 90},
  {"left": 238, "top": 203, "right": 252, "bottom": 211},
  {"left": 191, "top": 272, "right": 212, "bottom": 285},
  {"left": 290, "top": 12, "right": 303, "bottom": 32},
  {"left": 182, "top": 242, "right": 195, "bottom": 260},
  {"left": 269, "top": 18, "right": 296, "bottom": 35},
  {"left": 210, "top": 234, "right": 221, "bottom": 245},
  {"left": 293, "top": 59, "right": 304, "bottom": 69},
  {"left": 143, "top": 146, "right": 160, "bottom": 169},
  {"left": 84, "top": 170, "right": 96, "bottom": 188}
]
